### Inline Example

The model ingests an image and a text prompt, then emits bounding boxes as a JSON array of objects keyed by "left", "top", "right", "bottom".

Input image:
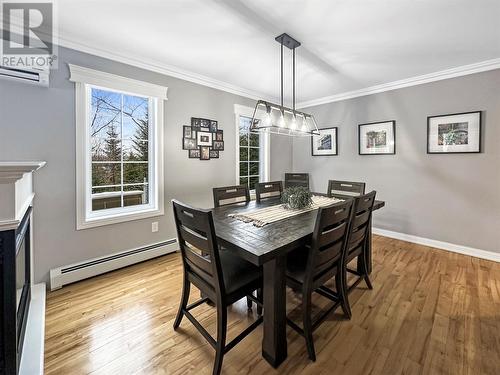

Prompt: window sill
[{"left": 77, "top": 206, "right": 164, "bottom": 230}]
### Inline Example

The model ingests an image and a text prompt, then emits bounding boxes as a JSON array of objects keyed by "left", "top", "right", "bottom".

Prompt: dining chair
[
  {"left": 255, "top": 181, "right": 283, "bottom": 203},
  {"left": 285, "top": 199, "right": 354, "bottom": 361},
  {"left": 327, "top": 180, "right": 366, "bottom": 197},
  {"left": 213, "top": 184, "right": 250, "bottom": 207},
  {"left": 212, "top": 184, "right": 261, "bottom": 314},
  {"left": 284, "top": 173, "right": 310, "bottom": 189},
  {"left": 343, "top": 191, "right": 377, "bottom": 313},
  {"left": 172, "top": 200, "right": 263, "bottom": 375}
]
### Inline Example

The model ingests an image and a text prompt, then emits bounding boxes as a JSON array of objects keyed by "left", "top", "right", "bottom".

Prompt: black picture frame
[
  {"left": 200, "top": 146, "right": 210, "bottom": 160},
  {"left": 183, "top": 125, "right": 193, "bottom": 139},
  {"left": 212, "top": 140, "right": 224, "bottom": 151},
  {"left": 189, "top": 149, "right": 200, "bottom": 158},
  {"left": 210, "top": 121, "right": 218, "bottom": 132},
  {"left": 426, "top": 111, "right": 482, "bottom": 154},
  {"left": 358, "top": 120, "right": 396, "bottom": 155},
  {"left": 215, "top": 130, "right": 224, "bottom": 141},
  {"left": 182, "top": 137, "right": 197, "bottom": 150},
  {"left": 209, "top": 150, "right": 219, "bottom": 159},
  {"left": 311, "top": 127, "right": 338, "bottom": 156}
]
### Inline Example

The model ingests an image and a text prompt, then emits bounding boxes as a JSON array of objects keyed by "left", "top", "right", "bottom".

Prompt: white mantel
[{"left": 0, "top": 161, "right": 46, "bottom": 230}]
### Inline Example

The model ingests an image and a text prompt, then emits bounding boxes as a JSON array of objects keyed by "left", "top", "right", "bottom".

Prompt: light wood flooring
[{"left": 44, "top": 235, "right": 500, "bottom": 374}]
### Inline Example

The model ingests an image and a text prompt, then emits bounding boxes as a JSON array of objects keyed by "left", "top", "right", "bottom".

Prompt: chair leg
[
  {"left": 256, "top": 288, "right": 263, "bottom": 316},
  {"left": 360, "top": 254, "right": 373, "bottom": 290},
  {"left": 213, "top": 304, "right": 227, "bottom": 375},
  {"left": 336, "top": 269, "right": 352, "bottom": 320},
  {"left": 247, "top": 295, "right": 253, "bottom": 310},
  {"left": 173, "top": 275, "right": 191, "bottom": 330},
  {"left": 302, "top": 292, "right": 316, "bottom": 362}
]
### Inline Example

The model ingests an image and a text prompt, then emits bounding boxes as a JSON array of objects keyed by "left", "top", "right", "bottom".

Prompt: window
[
  {"left": 238, "top": 116, "right": 261, "bottom": 190},
  {"left": 234, "top": 105, "right": 269, "bottom": 192},
  {"left": 70, "top": 65, "right": 167, "bottom": 229}
]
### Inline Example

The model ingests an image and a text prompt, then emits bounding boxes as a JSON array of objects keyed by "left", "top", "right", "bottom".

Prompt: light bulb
[
  {"left": 264, "top": 112, "right": 271, "bottom": 126},
  {"left": 291, "top": 116, "right": 297, "bottom": 130},
  {"left": 301, "top": 117, "right": 308, "bottom": 132},
  {"left": 279, "top": 113, "right": 285, "bottom": 128}
]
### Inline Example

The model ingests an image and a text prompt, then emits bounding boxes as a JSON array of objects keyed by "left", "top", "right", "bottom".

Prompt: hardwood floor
[{"left": 44, "top": 236, "right": 500, "bottom": 375}]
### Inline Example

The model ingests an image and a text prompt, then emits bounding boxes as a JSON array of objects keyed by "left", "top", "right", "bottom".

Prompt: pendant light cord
[
  {"left": 293, "top": 47, "right": 296, "bottom": 112},
  {"left": 280, "top": 41, "right": 284, "bottom": 110}
]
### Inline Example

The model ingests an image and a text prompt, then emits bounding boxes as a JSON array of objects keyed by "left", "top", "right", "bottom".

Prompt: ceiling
[{"left": 56, "top": 0, "right": 500, "bottom": 106}]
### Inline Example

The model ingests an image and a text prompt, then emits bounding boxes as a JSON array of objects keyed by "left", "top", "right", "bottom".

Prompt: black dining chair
[
  {"left": 342, "top": 191, "right": 377, "bottom": 314},
  {"left": 285, "top": 199, "right": 354, "bottom": 361},
  {"left": 327, "top": 180, "right": 366, "bottom": 198},
  {"left": 255, "top": 181, "right": 283, "bottom": 203},
  {"left": 284, "top": 173, "right": 310, "bottom": 189},
  {"left": 213, "top": 184, "right": 250, "bottom": 207},
  {"left": 172, "top": 200, "right": 263, "bottom": 375},
  {"left": 212, "top": 184, "right": 261, "bottom": 314}
]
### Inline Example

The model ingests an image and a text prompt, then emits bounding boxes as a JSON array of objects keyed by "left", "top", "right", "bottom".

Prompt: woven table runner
[{"left": 229, "top": 195, "right": 343, "bottom": 227}]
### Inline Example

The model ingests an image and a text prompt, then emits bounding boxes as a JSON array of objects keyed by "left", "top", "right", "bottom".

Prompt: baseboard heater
[{"left": 49, "top": 239, "right": 178, "bottom": 291}]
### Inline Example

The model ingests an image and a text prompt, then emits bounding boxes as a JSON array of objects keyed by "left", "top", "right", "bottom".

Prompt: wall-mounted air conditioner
[{"left": 0, "top": 66, "right": 49, "bottom": 86}]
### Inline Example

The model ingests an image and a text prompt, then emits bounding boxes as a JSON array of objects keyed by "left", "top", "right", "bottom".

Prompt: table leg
[{"left": 262, "top": 255, "right": 287, "bottom": 367}]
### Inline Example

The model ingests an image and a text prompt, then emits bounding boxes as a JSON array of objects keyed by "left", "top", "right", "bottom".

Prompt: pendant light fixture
[{"left": 250, "top": 33, "right": 319, "bottom": 136}]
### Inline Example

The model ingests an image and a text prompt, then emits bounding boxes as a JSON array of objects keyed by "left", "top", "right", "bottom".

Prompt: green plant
[{"left": 281, "top": 186, "right": 313, "bottom": 210}]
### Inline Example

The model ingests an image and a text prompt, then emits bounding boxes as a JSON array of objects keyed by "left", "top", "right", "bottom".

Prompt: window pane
[
  {"left": 91, "top": 137, "right": 121, "bottom": 162},
  {"left": 239, "top": 162, "right": 248, "bottom": 177},
  {"left": 91, "top": 186, "right": 121, "bottom": 211},
  {"left": 239, "top": 147, "right": 248, "bottom": 161},
  {"left": 249, "top": 133, "right": 259, "bottom": 147},
  {"left": 239, "top": 116, "right": 250, "bottom": 133},
  {"left": 124, "top": 163, "right": 148, "bottom": 184},
  {"left": 249, "top": 176, "right": 259, "bottom": 191},
  {"left": 249, "top": 162, "right": 259, "bottom": 176},
  {"left": 249, "top": 147, "right": 259, "bottom": 161},
  {"left": 239, "top": 177, "right": 248, "bottom": 187},
  {"left": 122, "top": 94, "right": 149, "bottom": 140},
  {"left": 239, "top": 134, "right": 248, "bottom": 146},
  {"left": 90, "top": 88, "right": 122, "bottom": 139},
  {"left": 123, "top": 139, "right": 148, "bottom": 161},
  {"left": 92, "top": 163, "right": 121, "bottom": 187},
  {"left": 124, "top": 184, "right": 149, "bottom": 207}
]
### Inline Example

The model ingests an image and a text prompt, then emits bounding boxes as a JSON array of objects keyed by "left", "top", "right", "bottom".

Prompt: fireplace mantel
[{"left": 0, "top": 161, "right": 46, "bottom": 231}]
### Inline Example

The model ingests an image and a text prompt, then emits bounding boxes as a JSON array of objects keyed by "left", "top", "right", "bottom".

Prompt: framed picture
[
  {"left": 200, "top": 146, "right": 210, "bottom": 160},
  {"left": 358, "top": 120, "right": 396, "bottom": 155},
  {"left": 209, "top": 150, "right": 219, "bottom": 158},
  {"left": 183, "top": 125, "right": 193, "bottom": 139},
  {"left": 427, "top": 111, "right": 481, "bottom": 154},
  {"left": 183, "top": 137, "right": 197, "bottom": 150},
  {"left": 311, "top": 127, "right": 338, "bottom": 156},
  {"left": 215, "top": 130, "right": 224, "bottom": 141},
  {"left": 191, "top": 118, "right": 201, "bottom": 130},
  {"left": 210, "top": 121, "right": 218, "bottom": 132},
  {"left": 197, "top": 131, "right": 213, "bottom": 146},
  {"left": 189, "top": 149, "right": 200, "bottom": 158},
  {"left": 212, "top": 140, "right": 224, "bottom": 151},
  {"left": 200, "top": 118, "right": 211, "bottom": 128}
]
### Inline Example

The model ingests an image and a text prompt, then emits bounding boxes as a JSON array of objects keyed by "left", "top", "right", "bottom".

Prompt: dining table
[{"left": 212, "top": 194, "right": 385, "bottom": 368}]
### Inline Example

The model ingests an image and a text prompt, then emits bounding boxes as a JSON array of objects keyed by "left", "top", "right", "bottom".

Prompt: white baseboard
[
  {"left": 19, "top": 283, "right": 46, "bottom": 375},
  {"left": 49, "top": 239, "right": 178, "bottom": 291},
  {"left": 372, "top": 228, "right": 500, "bottom": 263}
]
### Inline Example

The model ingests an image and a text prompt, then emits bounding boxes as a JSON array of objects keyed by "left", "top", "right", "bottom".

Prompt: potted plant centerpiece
[{"left": 281, "top": 186, "right": 313, "bottom": 210}]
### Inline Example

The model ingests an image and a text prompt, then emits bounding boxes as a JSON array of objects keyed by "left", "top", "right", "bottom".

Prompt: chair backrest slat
[
  {"left": 255, "top": 181, "right": 283, "bottom": 203},
  {"left": 304, "top": 200, "right": 354, "bottom": 287},
  {"left": 213, "top": 185, "right": 250, "bottom": 207},
  {"left": 285, "top": 173, "right": 309, "bottom": 189},
  {"left": 347, "top": 191, "right": 376, "bottom": 252},
  {"left": 173, "top": 199, "right": 225, "bottom": 296},
  {"left": 327, "top": 180, "right": 366, "bottom": 197}
]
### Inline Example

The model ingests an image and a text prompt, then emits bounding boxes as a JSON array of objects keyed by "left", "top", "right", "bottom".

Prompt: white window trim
[
  {"left": 70, "top": 64, "right": 167, "bottom": 230},
  {"left": 234, "top": 104, "right": 270, "bottom": 193}
]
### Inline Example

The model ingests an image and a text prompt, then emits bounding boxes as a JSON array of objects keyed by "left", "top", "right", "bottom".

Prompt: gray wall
[
  {"left": 293, "top": 69, "right": 500, "bottom": 253},
  {"left": 0, "top": 46, "right": 291, "bottom": 283}
]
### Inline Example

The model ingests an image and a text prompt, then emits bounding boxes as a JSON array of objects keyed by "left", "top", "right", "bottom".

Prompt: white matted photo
[
  {"left": 196, "top": 131, "right": 213, "bottom": 146},
  {"left": 358, "top": 121, "right": 395, "bottom": 155},
  {"left": 427, "top": 111, "right": 481, "bottom": 154},
  {"left": 311, "top": 127, "right": 338, "bottom": 156}
]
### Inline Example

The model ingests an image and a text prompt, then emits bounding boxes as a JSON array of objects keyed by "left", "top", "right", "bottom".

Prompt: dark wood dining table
[{"left": 212, "top": 195, "right": 385, "bottom": 368}]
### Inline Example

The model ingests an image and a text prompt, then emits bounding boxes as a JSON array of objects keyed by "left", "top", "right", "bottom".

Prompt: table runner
[{"left": 228, "top": 195, "right": 343, "bottom": 227}]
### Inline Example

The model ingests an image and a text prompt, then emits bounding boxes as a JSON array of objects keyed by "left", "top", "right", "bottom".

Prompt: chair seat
[{"left": 220, "top": 251, "right": 262, "bottom": 295}]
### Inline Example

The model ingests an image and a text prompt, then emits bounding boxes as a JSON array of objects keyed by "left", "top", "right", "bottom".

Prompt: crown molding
[
  {"left": 297, "top": 58, "right": 500, "bottom": 109},
  {"left": 57, "top": 35, "right": 276, "bottom": 103}
]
